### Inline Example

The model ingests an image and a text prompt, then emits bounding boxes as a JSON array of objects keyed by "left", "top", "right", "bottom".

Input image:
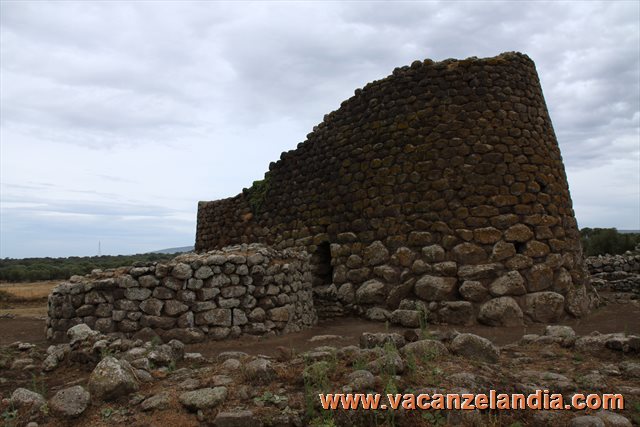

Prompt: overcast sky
[{"left": 1, "top": 1, "right": 639, "bottom": 259}]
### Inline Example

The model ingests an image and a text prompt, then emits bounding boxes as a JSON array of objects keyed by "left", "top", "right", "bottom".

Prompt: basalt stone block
[
  {"left": 453, "top": 243, "right": 487, "bottom": 265},
  {"left": 414, "top": 275, "right": 457, "bottom": 301},
  {"left": 172, "top": 263, "right": 193, "bottom": 280},
  {"left": 125, "top": 287, "right": 152, "bottom": 301},
  {"left": 355, "top": 279, "right": 386, "bottom": 304},
  {"left": 390, "top": 309, "right": 422, "bottom": 327},
  {"left": 459, "top": 281, "right": 489, "bottom": 302},
  {"left": 195, "top": 309, "right": 232, "bottom": 327},
  {"left": 153, "top": 287, "right": 175, "bottom": 300},
  {"left": 363, "top": 241, "right": 389, "bottom": 266},
  {"left": 488, "top": 271, "right": 526, "bottom": 297},
  {"left": 140, "top": 315, "right": 176, "bottom": 329},
  {"left": 95, "top": 303, "right": 113, "bottom": 318},
  {"left": 268, "top": 306, "right": 290, "bottom": 322},
  {"left": 438, "top": 301, "right": 475, "bottom": 326},
  {"left": 95, "top": 318, "right": 115, "bottom": 333},
  {"left": 504, "top": 224, "right": 534, "bottom": 243},
  {"left": 525, "top": 264, "right": 553, "bottom": 292},
  {"left": 458, "top": 263, "right": 504, "bottom": 280},
  {"left": 194, "top": 266, "right": 214, "bottom": 279},
  {"left": 138, "top": 275, "right": 159, "bottom": 288},
  {"left": 422, "top": 245, "right": 445, "bottom": 262},
  {"left": 478, "top": 297, "right": 524, "bottom": 327},
  {"left": 524, "top": 292, "right": 565, "bottom": 323},
  {"left": 140, "top": 299, "right": 164, "bottom": 317}
]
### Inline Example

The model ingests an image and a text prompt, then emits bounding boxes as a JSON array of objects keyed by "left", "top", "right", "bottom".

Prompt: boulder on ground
[
  {"left": 524, "top": 292, "right": 565, "bottom": 323},
  {"left": 67, "top": 324, "right": 99, "bottom": 345},
  {"left": 400, "top": 339, "right": 449, "bottom": 359},
  {"left": 49, "top": 385, "right": 90, "bottom": 418},
  {"left": 11, "top": 388, "right": 46, "bottom": 410},
  {"left": 450, "top": 333, "right": 499, "bottom": 363},
  {"left": 359, "top": 332, "right": 405, "bottom": 349},
  {"left": 88, "top": 356, "right": 138, "bottom": 401},
  {"left": 243, "top": 358, "right": 275, "bottom": 383},
  {"left": 478, "top": 297, "right": 523, "bottom": 326},
  {"left": 179, "top": 387, "right": 227, "bottom": 411},
  {"left": 140, "top": 392, "right": 170, "bottom": 412},
  {"left": 347, "top": 370, "right": 376, "bottom": 390}
]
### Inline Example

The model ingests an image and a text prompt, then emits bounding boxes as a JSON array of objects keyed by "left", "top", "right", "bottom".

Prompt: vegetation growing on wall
[
  {"left": 580, "top": 228, "right": 640, "bottom": 256},
  {"left": 244, "top": 171, "right": 272, "bottom": 215}
]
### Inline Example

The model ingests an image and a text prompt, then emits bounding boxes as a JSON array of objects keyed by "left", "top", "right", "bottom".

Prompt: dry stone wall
[
  {"left": 587, "top": 253, "right": 640, "bottom": 297},
  {"left": 46, "top": 244, "right": 317, "bottom": 343},
  {"left": 586, "top": 253, "right": 640, "bottom": 275},
  {"left": 196, "top": 52, "right": 593, "bottom": 327}
]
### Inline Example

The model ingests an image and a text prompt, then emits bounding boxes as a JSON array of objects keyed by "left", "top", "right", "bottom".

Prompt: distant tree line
[
  {"left": 0, "top": 253, "right": 178, "bottom": 283},
  {"left": 580, "top": 228, "right": 640, "bottom": 257}
]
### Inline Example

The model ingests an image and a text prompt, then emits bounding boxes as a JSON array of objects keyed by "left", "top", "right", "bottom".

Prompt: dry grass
[
  {"left": 0, "top": 280, "right": 58, "bottom": 301},
  {"left": 0, "top": 281, "right": 57, "bottom": 318}
]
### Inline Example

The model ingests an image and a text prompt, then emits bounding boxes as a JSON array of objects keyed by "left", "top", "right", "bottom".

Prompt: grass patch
[
  {"left": 0, "top": 282, "right": 56, "bottom": 302},
  {"left": 243, "top": 172, "right": 272, "bottom": 215}
]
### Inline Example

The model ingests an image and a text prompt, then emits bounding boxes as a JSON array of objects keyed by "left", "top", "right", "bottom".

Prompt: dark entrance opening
[
  {"left": 310, "top": 242, "right": 333, "bottom": 287},
  {"left": 310, "top": 241, "right": 342, "bottom": 318}
]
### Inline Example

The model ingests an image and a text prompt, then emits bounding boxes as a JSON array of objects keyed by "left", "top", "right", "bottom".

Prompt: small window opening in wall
[
  {"left": 311, "top": 242, "right": 333, "bottom": 287},
  {"left": 514, "top": 241, "right": 526, "bottom": 254}
]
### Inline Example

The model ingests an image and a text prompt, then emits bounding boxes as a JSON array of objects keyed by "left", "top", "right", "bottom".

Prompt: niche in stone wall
[
  {"left": 310, "top": 242, "right": 333, "bottom": 287},
  {"left": 310, "top": 241, "right": 341, "bottom": 318}
]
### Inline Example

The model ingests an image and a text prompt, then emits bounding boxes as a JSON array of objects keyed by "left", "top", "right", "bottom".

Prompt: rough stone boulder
[
  {"left": 400, "top": 339, "right": 449, "bottom": 359},
  {"left": 488, "top": 271, "right": 526, "bottom": 297},
  {"left": 67, "top": 324, "right": 99, "bottom": 345},
  {"left": 414, "top": 275, "right": 457, "bottom": 301},
  {"left": 347, "top": 370, "right": 376, "bottom": 390},
  {"left": 524, "top": 292, "right": 565, "bottom": 323},
  {"left": 355, "top": 279, "right": 386, "bottom": 304},
  {"left": 88, "top": 356, "right": 138, "bottom": 401},
  {"left": 179, "top": 387, "right": 227, "bottom": 411},
  {"left": 359, "top": 332, "right": 405, "bottom": 349},
  {"left": 243, "top": 358, "right": 275, "bottom": 383},
  {"left": 459, "top": 281, "right": 489, "bottom": 302},
  {"left": 390, "top": 309, "right": 422, "bottom": 328},
  {"left": 49, "top": 385, "right": 91, "bottom": 418},
  {"left": 478, "top": 296, "right": 523, "bottom": 326},
  {"left": 437, "top": 301, "right": 475, "bottom": 326},
  {"left": 140, "top": 392, "right": 171, "bottom": 411},
  {"left": 450, "top": 333, "right": 500, "bottom": 363},
  {"left": 10, "top": 388, "right": 46, "bottom": 410},
  {"left": 544, "top": 325, "right": 576, "bottom": 338}
]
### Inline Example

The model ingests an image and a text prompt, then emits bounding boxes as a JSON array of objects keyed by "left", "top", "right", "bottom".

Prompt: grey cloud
[{"left": 0, "top": 1, "right": 638, "bottom": 257}]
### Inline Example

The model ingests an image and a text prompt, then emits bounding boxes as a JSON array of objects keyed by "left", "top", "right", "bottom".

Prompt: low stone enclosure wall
[
  {"left": 585, "top": 253, "right": 640, "bottom": 275},
  {"left": 586, "top": 253, "right": 640, "bottom": 297},
  {"left": 46, "top": 244, "right": 316, "bottom": 343}
]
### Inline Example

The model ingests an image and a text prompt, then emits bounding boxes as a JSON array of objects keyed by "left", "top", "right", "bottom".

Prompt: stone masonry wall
[
  {"left": 196, "top": 52, "right": 594, "bottom": 327},
  {"left": 586, "top": 254, "right": 640, "bottom": 275},
  {"left": 587, "top": 253, "right": 640, "bottom": 297},
  {"left": 46, "top": 244, "right": 317, "bottom": 343}
]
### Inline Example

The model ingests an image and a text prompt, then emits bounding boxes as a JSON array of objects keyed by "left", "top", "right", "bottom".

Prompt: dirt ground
[{"left": 0, "top": 285, "right": 639, "bottom": 427}]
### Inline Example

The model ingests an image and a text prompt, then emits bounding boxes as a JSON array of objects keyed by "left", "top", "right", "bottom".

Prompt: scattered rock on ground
[
  {"left": 49, "top": 385, "right": 90, "bottom": 418},
  {"left": 88, "top": 356, "right": 139, "bottom": 401},
  {"left": 450, "top": 333, "right": 500, "bottom": 363},
  {"left": 179, "top": 387, "right": 227, "bottom": 411}
]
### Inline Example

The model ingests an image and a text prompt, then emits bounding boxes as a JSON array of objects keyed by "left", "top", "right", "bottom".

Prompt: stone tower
[{"left": 195, "top": 52, "right": 593, "bottom": 327}]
